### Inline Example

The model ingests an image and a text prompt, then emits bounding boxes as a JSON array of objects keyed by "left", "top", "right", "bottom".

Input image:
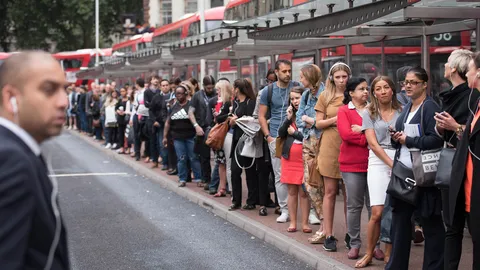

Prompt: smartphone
[{"left": 388, "top": 126, "right": 397, "bottom": 133}]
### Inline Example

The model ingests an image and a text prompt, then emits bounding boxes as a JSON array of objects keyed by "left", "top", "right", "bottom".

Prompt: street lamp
[{"left": 95, "top": 0, "right": 99, "bottom": 83}]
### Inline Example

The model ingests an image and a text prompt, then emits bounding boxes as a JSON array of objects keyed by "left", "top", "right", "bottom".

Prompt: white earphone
[{"left": 10, "top": 97, "right": 18, "bottom": 114}]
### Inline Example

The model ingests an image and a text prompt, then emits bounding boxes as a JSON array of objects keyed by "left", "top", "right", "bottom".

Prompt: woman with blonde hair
[
  {"left": 212, "top": 80, "right": 234, "bottom": 197},
  {"left": 296, "top": 64, "right": 324, "bottom": 227},
  {"left": 311, "top": 62, "right": 351, "bottom": 251}
]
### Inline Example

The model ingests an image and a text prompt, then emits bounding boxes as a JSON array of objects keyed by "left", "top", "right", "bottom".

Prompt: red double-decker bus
[
  {"left": 53, "top": 48, "right": 112, "bottom": 86},
  {"left": 112, "top": 33, "right": 153, "bottom": 54}
]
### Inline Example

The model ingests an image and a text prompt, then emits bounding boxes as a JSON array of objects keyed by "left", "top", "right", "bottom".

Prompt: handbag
[
  {"left": 275, "top": 136, "right": 285, "bottom": 158},
  {"left": 411, "top": 101, "right": 442, "bottom": 187},
  {"left": 205, "top": 121, "right": 229, "bottom": 150},
  {"left": 387, "top": 159, "right": 419, "bottom": 205},
  {"left": 92, "top": 118, "right": 100, "bottom": 128},
  {"left": 434, "top": 147, "right": 456, "bottom": 189}
]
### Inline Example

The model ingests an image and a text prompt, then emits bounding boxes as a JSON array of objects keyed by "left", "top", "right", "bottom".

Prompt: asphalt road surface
[{"left": 43, "top": 133, "right": 313, "bottom": 270}]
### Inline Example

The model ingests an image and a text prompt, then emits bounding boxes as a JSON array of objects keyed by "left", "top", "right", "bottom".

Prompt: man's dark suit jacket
[{"left": 0, "top": 126, "right": 70, "bottom": 269}]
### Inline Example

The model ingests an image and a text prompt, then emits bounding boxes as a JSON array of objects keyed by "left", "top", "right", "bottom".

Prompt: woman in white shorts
[{"left": 356, "top": 76, "right": 402, "bottom": 268}]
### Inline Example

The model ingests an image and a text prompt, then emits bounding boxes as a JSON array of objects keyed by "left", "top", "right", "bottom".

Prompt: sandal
[
  {"left": 287, "top": 227, "right": 297, "bottom": 233},
  {"left": 144, "top": 157, "right": 150, "bottom": 163},
  {"left": 213, "top": 188, "right": 226, "bottom": 197},
  {"left": 130, "top": 152, "right": 135, "bottom": 158},
  {"left": 355, "top": 254, "right": 373, "bottom": 268},
  {"left": 308, "top": 231, "right": 326, "bottom": 244}
]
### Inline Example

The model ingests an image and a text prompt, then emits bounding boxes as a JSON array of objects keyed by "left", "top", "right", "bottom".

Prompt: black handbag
[
  {"left": 434, "top": 147, "right": 456, "bottom": 189},
  {"left": 387, "top": 160, "right": 419, "bottom": 205}
]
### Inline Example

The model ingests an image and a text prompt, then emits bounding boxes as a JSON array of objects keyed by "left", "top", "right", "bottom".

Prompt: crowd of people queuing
[{"left": 65, "top": 49, "right": 480, "bottom": 270}]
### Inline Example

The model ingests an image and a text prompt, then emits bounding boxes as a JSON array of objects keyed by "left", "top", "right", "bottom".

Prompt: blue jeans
[
  {"left": 209, "top": 163, "right": 220, "bottom": 190},
  {"left": 78, "top": 108, "right": 87, "bottom": 132},
  {"left": 94, "top": 126, "right": 102, "bottom": 140},
  {"left": 158, "top": 127, "right": 168, "bottom": 166},
  {"left": 173, "top": 138, "right": 202, "bottom": 183}
]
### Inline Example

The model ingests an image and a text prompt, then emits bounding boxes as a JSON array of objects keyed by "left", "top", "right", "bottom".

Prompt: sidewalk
[{"left": 68, "top": 130, "right": 473, "bottom": 270}]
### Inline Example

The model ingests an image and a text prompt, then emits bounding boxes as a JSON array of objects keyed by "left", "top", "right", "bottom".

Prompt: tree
[{"left": 2, "top": 0, "right": 144, "bottom": 52}]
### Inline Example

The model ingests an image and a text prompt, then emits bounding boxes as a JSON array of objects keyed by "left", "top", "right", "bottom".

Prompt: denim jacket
[{"left": 295, "top": 83, "right": 324, "bottom": 139}]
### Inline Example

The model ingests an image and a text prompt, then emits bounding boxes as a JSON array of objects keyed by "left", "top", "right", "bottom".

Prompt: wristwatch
[
  {"left": 264, "top": 133, "right": 270, "bottom": 140},
  {"left": 193, "top": 123, "right": 199, "bottom": 128},
  {"left": 456, "top": 124, "right": 464, "bottom": 136}
]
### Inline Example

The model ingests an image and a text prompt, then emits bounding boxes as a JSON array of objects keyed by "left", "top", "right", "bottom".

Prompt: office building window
[
  {"left": 185, "top": 0, "right": 197, "bottom": 13},
  {"left": 211, "top": 0, "right": 223, "bottom": 8},
  {"left": 162, "top": 0, "right": 172, "bottom": 25}
]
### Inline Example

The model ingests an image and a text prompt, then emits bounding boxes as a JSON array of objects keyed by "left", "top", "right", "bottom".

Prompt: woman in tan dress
[{"left": 309, "top": 62, "right": 351, "bottom": 252}]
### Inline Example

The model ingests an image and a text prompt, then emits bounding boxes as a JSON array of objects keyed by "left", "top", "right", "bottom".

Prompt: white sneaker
[
  {"left": 105, "top": 143, "right": 112, "bottom": 149},
  {"left": 309, "top": 209, "right": 321, "bottom": 225},
  {"left": 112, "top": 143, "right": 117, "bottom": 149},
  {"left": 276, "top": 212, "right": 289, "bottom": 223}
]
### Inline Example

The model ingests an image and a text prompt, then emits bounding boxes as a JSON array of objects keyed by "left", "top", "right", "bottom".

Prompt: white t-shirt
[{"left": 398, "top": 106, "right": 420, "bottom": 168}]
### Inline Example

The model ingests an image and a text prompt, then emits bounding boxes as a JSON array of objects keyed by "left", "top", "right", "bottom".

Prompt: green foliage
[{"left": 1, "top": 0, "right": 143, "bottom": 52}]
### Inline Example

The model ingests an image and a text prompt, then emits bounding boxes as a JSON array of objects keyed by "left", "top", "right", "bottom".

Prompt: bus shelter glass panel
[
  {"left": 320, "top": 46, "right": 346, "bottom": 82},
  {"left": 240, "top": 59, "right": 257, "bottom": 90},
  {"left": 257, "top": 56, "right": 272, "bottom": 88},
  {"left": 292, "top": 56, "right": 314, "bottom": 83},
  {"left": 384, "top": 37, "right": 421, "bottom": 90},
  {"left": 350, "top": 42, "right": 383, "bottom": 85}
]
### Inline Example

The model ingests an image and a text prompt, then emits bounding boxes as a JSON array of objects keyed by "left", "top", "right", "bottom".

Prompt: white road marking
[{"left": 49, "top": 173, "right": 129, "bottom": 178}]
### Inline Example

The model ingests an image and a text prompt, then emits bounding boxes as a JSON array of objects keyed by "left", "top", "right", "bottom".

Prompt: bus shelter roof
[{"left": 165, "top": 0, "right": 479, "bottom": 60}]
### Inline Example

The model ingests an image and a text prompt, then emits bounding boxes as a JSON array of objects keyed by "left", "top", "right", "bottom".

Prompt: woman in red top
[
  {"left": 449, "top": 51, "right": 480, "bottom": 269},
  {"left": 337, "top": 77, "right": 372, "bottom": 260}
]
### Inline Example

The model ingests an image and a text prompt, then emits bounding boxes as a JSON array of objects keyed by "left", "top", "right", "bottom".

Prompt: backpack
[{"left": 266, "top": 81, "right": 300, "bottom": 119}]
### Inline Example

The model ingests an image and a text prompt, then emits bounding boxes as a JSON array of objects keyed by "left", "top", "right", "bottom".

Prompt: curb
[{"left": 67, "top": 130, "right": 353, "bottom": 270}]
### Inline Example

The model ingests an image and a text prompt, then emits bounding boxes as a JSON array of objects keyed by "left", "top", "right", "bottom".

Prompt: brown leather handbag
[{"left": 205, "top": 121, "right": 229, "bottom": 150}]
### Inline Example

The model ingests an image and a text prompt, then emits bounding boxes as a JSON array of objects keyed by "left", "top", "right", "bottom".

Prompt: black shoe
[
  {"left": 167, "top": 169, "right": 178, "bottom": 175},
  {"left": 208, "top": 188, "right": 217, "bottom": 195},
  {"left": 203, "top": 183, "right": 210, "bottom": 191},
  {"left": 135, "top": 157, "right": 140, "bottom": 161},
  {"left": 345, "top": 233, "right": 351, "bottom": 250},
  {"left": 259, "top": 206, "right": 267, "bottom": 216},
  {"left": 242, "top": 204, "right": 256, "bottom": 210},
  {"left": 178, "top": 182, "right": 186, "bottom": 187},
  {"left": 323, "top": 236, "right": 338, "bottom": 252},
  {"left": 228, "top": 204, "right": 241, "bottom": 211},
  {"left": 161, "top": 165, "right": 169, "bottom": 171},
  {"left": 226, "top": 190, "right": 231, "bottom": 195}
]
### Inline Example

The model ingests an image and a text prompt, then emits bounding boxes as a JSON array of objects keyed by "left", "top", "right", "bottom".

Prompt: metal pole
[
  {"left": 253, "top": 55, "right": 258, "bottom": 90},
  {"left": 345, "top": 44, "right": 352, "bottom": 66},
  {"left": 95, "top": 0, "right": 99, "bottom": 84},
  {"left": 421, "top": 31, "right": 431, "bottom": 94},
  {"left": 199, "top": 0, "right": 206, "bottom": 81},
  {"left": 381, "top": 40, "right": 386, "bottom": 75},
  {"left": 315, "top": 49, "right": 321, "bottom": 67},
  {"left": 476, "top": 19, "right": 480, "bottom": 52},
  {"left": 270, "top": 54, "right": 275, "bottom": 69}
]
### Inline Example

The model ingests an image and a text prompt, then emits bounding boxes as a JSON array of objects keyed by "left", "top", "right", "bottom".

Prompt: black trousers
[
  {"left": 133, "top": 115, "right": 150, "bottom": 159},
  {"left": 231, "top": 155, "right": 258, "bottom": 206},
  {"left": 256, "top": 156, "right": 271, "bottom": 207},
  {"left": 108, "top": 127, "right": 117, "bottom": 145},
  {"left": 167, "top": 133, "right": 177, "bottom": 170},
  {"left": 194, "top": 134, "right": 211, "bottom": 183},
  {"left": 386, "top": 196, "right": 445, "bottom": 270},
  {"left": 147, "top": 119, "right": 159, "bottom": 163},
  {"left": 467, "top": 213, "right": 480, "bottom": 270}
]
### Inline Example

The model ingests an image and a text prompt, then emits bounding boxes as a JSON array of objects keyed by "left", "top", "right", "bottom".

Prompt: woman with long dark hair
[
  {"left": 387, "top": 67, "right": 444, "bottom": 270},
  {"left": 356, "top": 76, "right": 402, "bottom": 267},
  {"left": 228, "top": 79, "right": 258, "bottom": 211}
]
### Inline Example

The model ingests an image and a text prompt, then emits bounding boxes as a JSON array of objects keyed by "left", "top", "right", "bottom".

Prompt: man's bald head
[{"left": 0, "top": 51, "right": 60, "bottom": 96}]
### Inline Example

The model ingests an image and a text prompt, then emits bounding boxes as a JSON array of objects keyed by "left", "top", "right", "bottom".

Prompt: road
[{"left": 43, "top": 133, "right": 312, "bottom": 270}]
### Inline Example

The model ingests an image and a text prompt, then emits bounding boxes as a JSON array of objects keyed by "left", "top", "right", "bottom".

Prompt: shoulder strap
[
  {"left": 267, "top": 83, "right": 273, "bottom": 108},
  {"left": 303, "top": 90, "right": 310, "bottom": 104}
]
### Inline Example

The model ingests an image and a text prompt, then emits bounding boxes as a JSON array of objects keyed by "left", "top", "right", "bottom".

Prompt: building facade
[{"left": 144, "top": 0, "right": 227, "bottom": 28}]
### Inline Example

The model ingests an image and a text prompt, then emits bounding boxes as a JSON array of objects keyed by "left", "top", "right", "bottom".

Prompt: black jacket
[
  {"left": 278, "top": 116, "right": 303, "bottom": 159},
  {"left": 449, "top": 98, "right": 480, "bottom": 227},
  {"left": 393, "top": 97, "right": 444, "bottom": 217},
  {"left": 0, "top": 126, "right": 70, "bottom": 270},
  {"left": 439, "top": 82, "right": 480, "bottom": 147},
  {"left": 149, "top": 93, "right": 166, "bottom": 126}
]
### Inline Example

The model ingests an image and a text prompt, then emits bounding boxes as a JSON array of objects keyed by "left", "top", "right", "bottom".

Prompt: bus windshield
[
  {"left": 61, "top": 58, "right": 84, "bottom": 69},
  {"left": 205, "top": 20, "right": 223, "bottom": 32}
]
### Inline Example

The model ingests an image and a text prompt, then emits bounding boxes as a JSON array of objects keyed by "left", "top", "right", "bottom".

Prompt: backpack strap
[{"left": 266, "top": 83, "right": 274, "bottom": 119}]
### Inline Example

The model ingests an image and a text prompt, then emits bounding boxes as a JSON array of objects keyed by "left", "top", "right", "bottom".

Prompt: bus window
[
  {"left": 188, "top": 22, "right": 200, "bottom": 37},
  {"left": 205, "top": 20, "right": 223, "bottom": 32},
  {"left": 63, "top": 59, "right": 83, "bottom": 69}
]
